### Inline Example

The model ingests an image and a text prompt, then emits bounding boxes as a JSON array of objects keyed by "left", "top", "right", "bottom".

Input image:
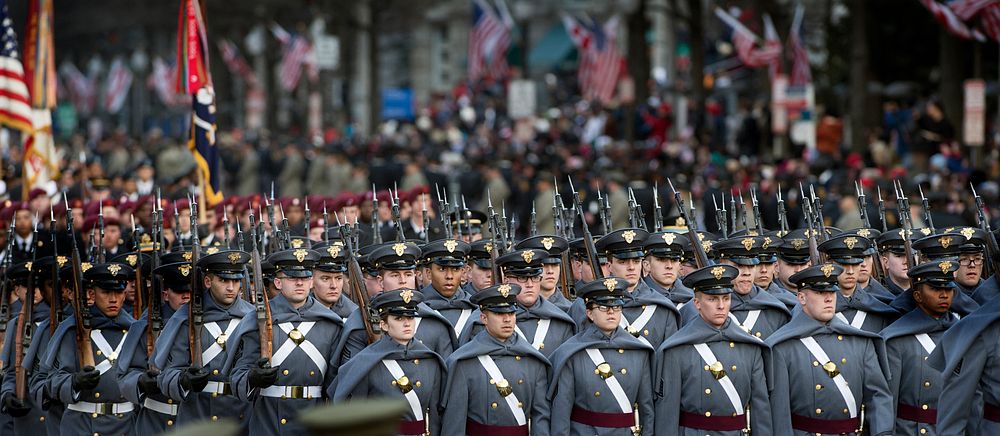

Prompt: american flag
[
  {"left": 147, "top": 57, "right": 186, "bottom": 107},
  {"left": 271, "top": 23, "right": 311, "bottom": 91},
  {"left": 919, "top": 0, "right": 987, "bottom": 41},
  {"left": 715, "top": 8, "right": 781, "bottom": 69},
  {"left": 976, "top": 3, "right": 1000, "bottom": 40},
  {"left": 468, "top": 0, "right": 512, "bottom": 82},
  {"left": 788, "top": 5, "right": 811, "bottom": 86},
  {"left": 562, "top": 14, "right": 624, "bottom": 104},
  {"left": 948, "top": 0, "right": 998, "bottom": 20},
  {"left": 103, "top": 58, "right": 133, "bottom": 114},
  {"left": 59, "top": 62, "right": 97, "bottom": 114},
  {"left": 0, "top": 0, "right": 33, "bottom": 133},
  {"left": 218, "top": 39, "right": 257, "bottom": 86}
]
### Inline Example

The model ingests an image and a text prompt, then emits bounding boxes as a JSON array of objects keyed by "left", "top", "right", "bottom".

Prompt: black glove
[
  {"left": 3, "top": 395, "right": 31, "bottom": 417},
  {"left": 138, "top": 370, "right": 161, "bottom": 396},
  {"left": 72, "top": 366, "right": 102, "bottom": 391},
  {"left": 248, "top": 358, "right": 278, "bottom": 389},
  {"left": 179, "top": 367, "right": 210, "bottom": 392}
]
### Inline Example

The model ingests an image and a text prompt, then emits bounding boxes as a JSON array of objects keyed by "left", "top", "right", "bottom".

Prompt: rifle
[
  {"left": 335, "top": 212, "right": 379, "bottom": 343},
  {"left": 738, "top": 189, "right": 749, "bottom": 233},
  {"left": 777, "top": 187, "right": 789, "bottom": 234},
  {"left": 0, "top": 216, "right": 15, "bottom": 360},
  {"left": 855, "top": 181, "right": 872, "bottom": 229},
  {"left": 801, "top": 183, "right": 822, "bottom": 265},
  {"left": 877, "top": 186, "right": 888, "bottom": 233},
  {"left": 50, "top": 206, "right": 63, "bottom": 334},
  {"left": 187, "top": 196, "right": 204, "bottom": 368},
  {"left": 894, "top": 180, "right": 919, "bottom": 271},
  {"left": 437, "top": 186, "right": 453, "bottom": 240},
  {"left": 653, "top": 182, "right": 664, "bottom": 231},
  {"left": 602, "top": 189, "right": 613, "bottom": 232},
  {"left": 248, "top": 210, "right": 273, "bottom": 359},
  {"left": 750, "top": 188, "right": 763, "bottom": 235},
  {"left": 303, "top": 198, "right": 311, "bottom": 249},
  {"left": 266, "top": 183, "right": 278, "bottom": 253},
  {"left": 323, "top": 203, "right": 331, "bottom": 244},
  {"left": 569, "top": 178, "right": 604, "bottom": 279},
  {"left": 972, "top": 183, "right": 1000, "bottom": 279},
  {"left": 530, "top": 202, "right": 538, "bottom": 236},
  {"left": 279, "top": 204, "right": 291, "bottom": 249},
  {"left": 98, "top": 195, "right": 106, "bottom": 262},
  {"left": 918, "top": 185, "right": 935, "bottom": 232},
  {"left": 714, "top": 195, "right": 728, "bottom": 239},
  {"left": 627, "top": 188, "right": 639, "bottom": 229},
  {"left": 14, "top": 218, "right": 39, "bottom": 400},
  {"left": 371, "top": 187, "right": 382, "bottom": 245},
  {"left": 461, "top": 194, "right": 473, "bottom": 242},
  {"left": 147, "top": 195, "right": 164, "bottom": 370},
  {"left": 596, "top": 189, "right": 607, "bottom": 234},
  {"left": 729, "top": 191, "right": 737, "bottom": 235},
  {"left": 391, "top": 187, "right": 405, "bottom": 242},
  {"left": 65, "top": 194, "right": 95, "bottom": 368},
  {"left": 669, "top": 179, "right": 710, "bottom": 269},
  {"left": 552, "top": 190, "right": 575, "bottom": 300},
  {"left": 810, "top": 185, "right": 828, "bottom": 242},
  {"left": 486, "top": 193, "right": 505, "bottom": 285},
  {"left": 130, "top": 215, "right": 144, "bottom": 321},
  {"left": 222, "top": 207, "right": 231, "bottom": 249},
  {"left": 421, "top": 194, "right": 430, "bottom": 244}
]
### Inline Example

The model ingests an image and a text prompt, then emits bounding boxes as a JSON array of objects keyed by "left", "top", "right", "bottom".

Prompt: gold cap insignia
[
  {"left": 791, "top": 239, "right": 805, "bottom": 250},
  {"left": 762, "top": 237, "right": 772, "bottom": 249},
  {"left": 206, "top": 247, "right": 220, "bottom": 255},
  {"left": 290, "top": 239, "right": 304, "bottom": 248},
  {"left": 393, "top": 243, "right": 407, "bottom": 257},
  {"left": 484, "top": 243, "right": 493, "bottom": 253},
  {"left": 521, "top": 250, "right": 535, "bottom": 264},
  {"left": 858, "top": 229, "right": 871, "bottom": 238},
  {"left": 844, "top": 237, "right": 858, "bottom": 250},
  {"left": 540, "top": 237, "right": 555, "bottom": 251},
  {"left": 401, "top": 289, "right": 413, "bottom": 304},
  {"left": 920, "top": 228, "right": 932, "bottom": 236},
  {"left": 81, "top": 262, "right": 92, "bottom": 273},
  {"left": 228, "top": 252, "right": 242, "bottom": 264},
  {"left": 604, "top": 278, "right": 618, "bottom": 291},
  {"left": 327, "top": 245, "right": 342, "bottom": 258},
  {"left": 498, "top": 284, "right": 511, "bottom": 298},
  {"left": 25, "top": 262, "right": 32, "bottom": 271},
  {"left": 961, "top": 227, "right": 976, "bottom": 240},
  {"left": 742, "top": 238, "right": 755, "bottom": 251},
  {"left": 821, "top": 264, "right": 835, "bottom": 278},
  {"left": 56, "top": 256, "right": 67, "bottom": 268},
  {"left": 179, "top": 265, "right": 192, "bottom": 277},
  {"left": 183, "top": 252, "right": 193, "bottom": 261},
  {"left": 622, "top": 230, "right": 637, "bottom": 244},
  {"left": 676, "top": 217, "right": 686, "bottom": 226},
  {"left": 702, "top": 241, "right": 713, "bottom": 252},
  {"left": 711, "top": 266, "right": 726, "bottom": 280},
  {"left": 141, "top": 234, "right": 152, "bottom": 244},
  {"left": 443, "top": 240, "right": 458, "bottom": 253},
  {"left": 747, "top": 231, "right": 759, "bottom": 236},
  {"left": 126, "top": 254, "right": 138, "bottom": 266},
  {"left": 293, "top": 249, "right": 308, "bottom": 262},
  {"left": 661, "top": 233, "right": 676, "bottom": 245},
  {"left": 940, "top": 236, "right": 953, "bottom": 249},
  {"left": 939, "top": 261, "right": 953, "bottom": 274},
  {"left": 108, "top": 264, "right": 122, "bottom": 276}
]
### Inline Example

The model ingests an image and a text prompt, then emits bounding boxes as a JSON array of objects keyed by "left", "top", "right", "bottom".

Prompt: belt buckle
[
  {"left": 98, "top": 403, "right": 113, "bottom": 415},
  {"left": 289, "top": 386, "right": 305, "bottom": 399}
]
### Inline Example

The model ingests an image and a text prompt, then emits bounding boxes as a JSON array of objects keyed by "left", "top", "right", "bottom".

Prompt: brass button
[
  {"left": 754, "top": 332, "right": 761, "bottom": 337},
  {"left": 310, "top": 371, "right": 315, "bottom": 376},
  {"left": 282, "top": 370, "right": 289, "bottom": 376},
  {"left": 94, "top": 392, "right": 101, "bottom": 398},
  {"left": 704, "top": 365, "right": 710, "bottom": 371},
  {"left": 213, "top": 369, "right": 219, "bottom": 375},
  {"left": 704, "top": 388, "right": 711, "bottom": 395},
  {"left": 167, "top": 420, "right": 174, "bottom": 426},
  {"left": 924, "top": 381, "right": 931, "bottom": 387},
  {"left": 212, "top": 393, "right": 218, "bottom": 398},
  {"left": 517, "top": 379, "right": 523, "bottom": 384},
  {"left": 595, "top": 391, "right": 601, "bottom": 397},
  {"left": 812, "top": 361, "right": 819, "bottom": 367},
  {"left": 96, "top": 350, "right": 102, "bottom": 356},
  {"left": 643, "top": 329, "right": 649, "bottom": 336},
  {"left": 280, "top": 418, "right": 287, "bottom": 425},
  {"left": 618, "top": 349, "right": 624, "bottom": 354},
  {"left": 731, "top": 365, "right": 737, "bottom": 371},
  {"left": 212, "top": 416, "right": 218, "bottom": 421},
  {"left": 837, "top": 335, "right": 843, "bottom": 341},
  {"left": 843, "top": 409, "right": 849, "bottom": 414},
  {"left": 922, "top": 404, "right": 928, "bottom": 410},
  {"left": 515, "top": 356, "right": 521, "bottom": 361},
  {"left": 729, "top": 342, "right": 735, "bottom": 348},
  {"left": 815, "top": 408, "right": 822, "bottom": 414},
  {"left": 491, "top": 402, "right": 498, "bottom": 409},
  {"left": 920, "top": 429, "right": 927, "bottom": 434},
  {"left": 620, "top": 368, "right": 627, "bottom": 375},
  {"left": 841, "top": 358, "right": 847, "bottom": 364},
  {"left": 167, "top": 399, "right": 173, "bottom": 404},
  {"left": 815, "top": 384, "right": 823, "bottom": 391},
  {"left": 39, "top": 416, "right": 44, "bottom": 422},
  {"left": 414, "top": 359, "right": 420, "bottom": 365},
  {"left": 92, "top": 413, "right": 98, "bottom": 418},
  {"left": 705, "top": 411, "right": 711, "bottom": 417},
  {"left": 415, "top": 381, "right": 422, "bottom": 388},
  {"left": 642, "top": 305, "right": 647, "bottom": 309},
  {"left": 94, "top": 433, "right": 99, "bottom": 436},
  {"left": 517, "top": 402, "right": 523, "bottom": 408},
  {"left": 539, "top": 343, "right": 544, "bottom": 350}
]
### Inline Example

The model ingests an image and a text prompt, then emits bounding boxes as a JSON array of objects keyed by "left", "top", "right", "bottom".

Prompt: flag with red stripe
[
  {"left": 103, "top": 58, "right": 133, "bottom": 114},
  {"left": 562, "top": 14, "right": 624, "bottom": 104},
  {"left": 23, "top": 0, "right": 55, "bottom": 109},
  {"left": 175, "top": 0, "right": 212, "bottom": 94},
  {"left": 469, "top": 0, "right": 512, "bottom": 82},
  {"left": 789, "top": 5, "right": 811, "bottom": 86},
  {"left": 0, "top": 0, "right": 33, "bottom": 133}
]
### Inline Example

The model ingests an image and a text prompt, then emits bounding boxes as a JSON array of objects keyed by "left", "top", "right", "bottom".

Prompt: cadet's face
[
  {"left": 15, "top": 284, "right": 43, "bottom": 304},
  {"left": 645, "top": 256, "right": 680, "bottom": 288},
  {"left": 857, "top": 256, "right": 873, "bottom": 282},
  {"left": 163, "top": 288, "right": 190, "bottom": 311},
  {"left": 103, "top": 226, "right": 121, "bottom": 250},
  {"left": 573, "top": 258, "right": 595, "bottom": 282},
  {"left": 608, "top": 257, "right": 642, "bottom": 288},
  {"left": 913, "top": 283, "right": 954, "bottom": 317},
  {"left": 364, "top": 275, "right": 383, "bottom": 297},
  {"left": 124, "top": 280, "right": 135, "bottom": 302},
  {"left": 798, "top": 289, "right": 837, "bottom": 322},
  {"left": 776, "top": 260, "right": 809, "bottom": 288},
  {"left": 723, "top": 261, "right": 756, "bottom": 295},
  {"left": 378, "top": 269, "right": 415, "bottom": 292},
  {"left": 481, "top": 310, "right": 516, "bottom": 340},
  {"left": 308, "top": 227, "right": 324, "bottom": 241},
  {"left": 754, "top": 261, "right": 776, "bottom": 288},
  {"left": 90, "top": 287, "right": 125, "bottom": 317},
  {"left": 586, "top": 304, "right": 622, "bottom": 333},
  {"left": 540, "top": 263, "right": 560, "bottom": 292},
  {"left": 509, "top": 275, "right": 541, "bottom": 306},
  {"left": 312, "top": 271, "right": 345, "bottom": 306},
  {"left": 694, "top": 292, "right": 731, "bottom": 328},
  {"left": 836, "top": 262, "right": 859, "bottom": 291},
  {"left": 882, "top": 253, "right": 910, "bottom": 284},
  {"left": 957, "top": 253, "right": 984, "bottom": 287},
  {"left": 205, "top": 275, "right": 241, "bottom": 306},
  {"left": 380, "top": 315, "right": 416, "bottom": 343},
  {"left": 275, "top": 273, "right": 313, "bottom": 307},
  {"left": 430, "top": 264, "right": 463, "bottom": 297},
  {"left": 468, "top": 265, "right": 493, "bottom": 291},
  {"left": 679, "top": 262, "right": 696, "bottom": 277}
]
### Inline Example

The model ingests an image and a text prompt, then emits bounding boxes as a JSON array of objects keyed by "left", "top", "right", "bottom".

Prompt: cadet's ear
[
  {"left": 479, "top": 311, "right": 488, "bottom": 324},
  {"left": 796, "top": 290, "right": 807, "bottom": 306}
]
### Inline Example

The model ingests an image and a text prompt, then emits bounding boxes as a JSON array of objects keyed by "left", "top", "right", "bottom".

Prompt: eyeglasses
[
  {"left": 510, "top": 275, "right": 542, "bottom": 283},
  {"left": 959, "top": 257, "right": 985, "bottom": 266},
  {"left": 592, "top": 305, "right": 623, "bottom": 313}
]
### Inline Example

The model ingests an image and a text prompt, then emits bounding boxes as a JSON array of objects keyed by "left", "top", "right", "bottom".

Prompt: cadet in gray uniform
[
  {"left": 226, "top": 248, "right": 344, "bottom": 436},
  {"left": 682, "top": 236, "right": 790, "bottom": 340},
  {"left": 463, "top": 239, "right": 495, "bottom": 295},
  {"left": 876, "top": 229, "right": 913, "bottom": 297},
  {"left": 881, "top": 259, "right": 960, "bottom": 436},
  {"left": 767, "top": 263, "right": 894, "bottom": 436},
  {"left": 116, "top": 261, "right": 193, "bottom": 434},
  {"left": 45, "top": 262, "right": 138, "bottom": 435},
  {"left": 419, "top": 239, "right": 477, "bottom": 335},
  {"left": 334, "top": 242, "right": 456, "bottom": 365},
  {"left": 330, "top": 288, "right": 445, "bottom": 435},
  {"left": 516, "top": 235, "right": 574, "bottom": 312},
  {"left": 773, "top": 229, "right": 812, "bottom": 309},
  {"left": 655, "top": 264, "right": 772, "bottom": 435},
  {"left": 841, "top": 228, "right": 896, "bottom": 303},
  {"left": 310, "top": 241, "right": 357, "bottom": 318},
  {"left": 0, "top": 260, "right": 50, "bottom": 434},
  {"left": 893, "top": 233, "right": 981, "bottom": 316},
  {"left": 569, "top": 228, "right": 680, "bottom": 348},
  {"left": 153, "top": 250, "right": 254, "bottom": 427},
  {"left": 548, "top": 278, "right": 654, "bottom": 435},
  {"left": 818, "top": 234, "right": 899, "bottom": 332},
  {"left": 641, "top": 232, "right": 695, "bottom": 307},
  {"left": 440, "top": 284, "right": 551, "bottom": 435}
]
